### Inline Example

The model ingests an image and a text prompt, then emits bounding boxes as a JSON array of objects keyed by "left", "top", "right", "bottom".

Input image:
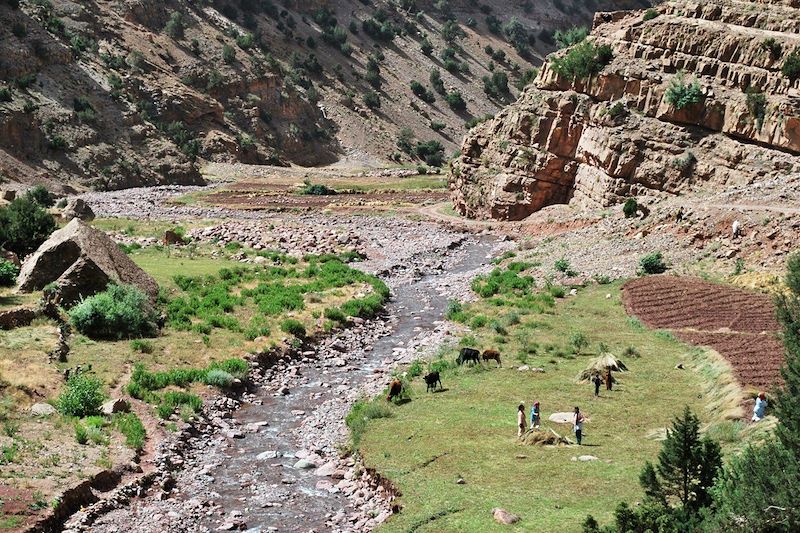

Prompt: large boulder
[
  {"left": 62, "top": 198, "right": 95, "bottom": 221},
  {"left": 17, "top": 219, "right": 158, "bottom": 306}
]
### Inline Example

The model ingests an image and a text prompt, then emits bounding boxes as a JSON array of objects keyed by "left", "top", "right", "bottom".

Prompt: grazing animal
[
  {"left": 387, "top": 379, "right": 403, "bottom": 401},
  {"left": 423, "top": 371, "right": 442, "bottom": 392},
  {"left": 482, "top": 349, "right": 502, "bottom": 367},
  {"left": 457, "top": 347, "right": 480, "bottom": 366}
]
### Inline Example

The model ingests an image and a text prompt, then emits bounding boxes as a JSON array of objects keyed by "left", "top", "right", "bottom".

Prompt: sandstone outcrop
[
  {"left": 450, "top": 1, "right": 800, "bottom": 220},
  {"left": 17, "top": 219, "right": 158, "bottom": 306}
]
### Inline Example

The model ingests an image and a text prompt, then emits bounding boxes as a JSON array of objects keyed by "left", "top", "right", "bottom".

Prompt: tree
[
  {"left": 0, "top": 196, "right": 57, "bottom": 256},
  {"left": 711, "top": 252, "right": 800, "bottom": 531}
]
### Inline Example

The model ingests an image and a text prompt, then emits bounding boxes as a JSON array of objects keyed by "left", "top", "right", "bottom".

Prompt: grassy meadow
[{"left": 356, "top": 273, "right": 739, "bottom": 532}]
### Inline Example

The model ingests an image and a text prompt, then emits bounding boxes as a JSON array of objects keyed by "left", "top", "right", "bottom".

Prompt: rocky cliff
[
  {"left": 450, "top": 0, "right": 800, "bottom": 220},
  {"left": 0, "top": 0, "right": 648, "bottom": 192}
]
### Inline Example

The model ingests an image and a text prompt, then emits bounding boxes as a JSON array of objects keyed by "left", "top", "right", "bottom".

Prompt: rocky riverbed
[{"left": 61, "top": 186, "right": 511, "bottom": 533}]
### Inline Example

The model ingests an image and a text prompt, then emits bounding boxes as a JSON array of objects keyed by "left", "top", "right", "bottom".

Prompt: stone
[
  {"left": 293, "top": 459, "right": 317, "bottom": 470},
  {"left": 30, "top": 403, "right": 57, "bottom": 416},
  {"left": 1, "top": 189, "right": 15, "bottom": 202},
  {"left": 256, "top": 450, "right": 280, "bottom": 460},
  {"left": 101, "top": 398, "right": 131, "bottom": 415},
  {"left": 315, "top": 461, "right": 338, "bottom": 477},
  {"left": 62, "top": 198, "right": 95, "bottom": 221},
  {"left": 492, "top": 508, "right": 520, "bottom": 525},
  {"left": 17, "top": 219, "right": 158, "bottom": 306}
]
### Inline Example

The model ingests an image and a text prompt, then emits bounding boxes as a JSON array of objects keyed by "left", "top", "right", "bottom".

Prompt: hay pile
[
  {"left": 519, "top": 428, "right": 571, "bottom": 446},
  {"left": 576, "top": 353, "right": 628, "bottom": 382}
]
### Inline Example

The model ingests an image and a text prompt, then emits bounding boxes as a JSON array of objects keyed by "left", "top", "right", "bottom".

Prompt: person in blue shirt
[
  {"left": 752, "top": 392, "right": 768, "bottom": 422},
  {"left": 530, "top": 401, "right": 540, "bottom": 429}
]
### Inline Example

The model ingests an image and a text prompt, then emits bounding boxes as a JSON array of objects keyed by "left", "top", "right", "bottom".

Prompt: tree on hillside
[
  {"left": 584, "top": 406, "right": 722, "bottom": 532},
  {"left": 0, "top": 196, "right": 57, "bottom": 256},
  {"left": 711, "top": 252, "right": 800, "bottom": 531}
]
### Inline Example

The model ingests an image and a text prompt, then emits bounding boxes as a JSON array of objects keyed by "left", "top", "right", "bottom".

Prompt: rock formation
[
  {"left": 450, "top": 1, "right": 800, "bottom": 220},
  {"left": 61, "top": 198, "right": 95, "bottom": 221},
  {"left": 17, "top": 218, "right": 158, "bottom": 306}
]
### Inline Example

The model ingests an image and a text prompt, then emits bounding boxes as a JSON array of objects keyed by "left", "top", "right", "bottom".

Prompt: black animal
[
  {"left": 457, "top": 347, "right": 480, "bottom": 366},
  {"left": 424, "top": 371, "right": 442, "bottom": 392}
]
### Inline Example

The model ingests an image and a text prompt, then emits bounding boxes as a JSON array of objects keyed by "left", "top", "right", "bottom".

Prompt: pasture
[{"left": 356, "top": 281, "right": 745, "bottom": 532}]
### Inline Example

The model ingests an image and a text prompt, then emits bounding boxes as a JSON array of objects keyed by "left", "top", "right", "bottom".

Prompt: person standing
[
  {"left": 752, "top": 392, "right": 768, "bottom": 422},
  {"left": 574, "top": 406, "right": 585, "bottom": 445},
  {"left": 517, "top": 403, "right": 527, "bottom": 437},
  {"left": 592, "top": 374, "right": 602, "bottom": 397},
  {"left": 530, "top": 401, "right": 541, "bottom": 429},
  {"left": 605, "top": 368, "right": 613, "bottom": 391}
]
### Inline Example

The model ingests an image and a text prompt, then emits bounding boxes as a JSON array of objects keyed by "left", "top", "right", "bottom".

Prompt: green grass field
[{"left": 358, "top": 282, "right": 729, "bottom": 532}]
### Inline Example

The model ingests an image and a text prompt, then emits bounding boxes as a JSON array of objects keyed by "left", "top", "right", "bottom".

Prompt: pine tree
[
  {"left": 643, "top": 406, "right": 722, "bottom": 513},
  {"left": 775, "top": 252, "right": 800, "bottom": 452}
]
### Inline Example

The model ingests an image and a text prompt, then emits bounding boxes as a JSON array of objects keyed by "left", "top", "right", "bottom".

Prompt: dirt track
[{"left": 623, "top": 276, "right": 784, "bottom": 390}]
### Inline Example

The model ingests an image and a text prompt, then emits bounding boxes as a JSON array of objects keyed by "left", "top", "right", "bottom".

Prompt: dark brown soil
[
  {"left": 622, "top": 275, "right": 783, "bottom": 390},
  {"left": 0, "top": 486, "right": 42, "bottom": 532}
]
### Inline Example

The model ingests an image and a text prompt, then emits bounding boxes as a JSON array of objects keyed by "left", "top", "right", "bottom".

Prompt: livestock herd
[{"left": 385, "top": 347, "right": 502, "bottom": 401}]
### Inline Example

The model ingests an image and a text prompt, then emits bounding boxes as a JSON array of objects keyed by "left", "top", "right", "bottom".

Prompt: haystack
[
  {"left": 576, "top": 353, "right": 628, "bottom": 382},
  {"left": 519, "top": 427, "right": 571, "bottom": 446}
]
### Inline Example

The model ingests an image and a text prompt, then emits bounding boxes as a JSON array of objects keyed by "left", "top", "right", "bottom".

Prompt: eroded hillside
[
  {"left": 0, "top": 0, "right": 650, "bottom": 192},
  {"left": 450, "top": 0, "right": 800, "bottom": 220}
]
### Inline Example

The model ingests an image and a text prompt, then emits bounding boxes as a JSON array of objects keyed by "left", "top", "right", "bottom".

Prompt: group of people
[
  {"left": 517, "top": 403, "right": 587, "bottom": 445},
  {"left": 591, "top": 369, "right": 614, "bottom": 396}
]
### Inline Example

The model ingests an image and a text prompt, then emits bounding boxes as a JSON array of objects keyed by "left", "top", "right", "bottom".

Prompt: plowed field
[{"left": 623, "top": 276, "right": 783, "bottom": 389}]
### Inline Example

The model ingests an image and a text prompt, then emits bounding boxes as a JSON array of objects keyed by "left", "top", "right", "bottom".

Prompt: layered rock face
[{"left": 451, "top": 0, "right": 800, "bottom": 220}]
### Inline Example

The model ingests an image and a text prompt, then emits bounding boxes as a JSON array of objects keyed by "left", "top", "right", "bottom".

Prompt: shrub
[
  {"left": 164, "top": 12, "right": 184, "bottom": 39},
  {"left": 113, "top": 412, "right": 146, "bottom": 450},
  {"left": 551, "top": 41, "right": 613, "bottom": 81},
  {"left": 413, "top": 140, "right": 444, "bottom": 167},
  {"left": 570, "top": 332, "right": 589, "bottom": 354},
  {"left": 745, "top": 88, "right": 767, "bottom": 129},
  {"left": 445, "top": 91, "right": 466, "bottom": 111},
  {"left": 639, "top": 252, "right": 668, "bottom": 275},
  {"left": 299, "top": 179, "right": 336, "bottom": 195},
  {"left": 0, "top": 196, "right": 57, "bottom": 256},
  {"left": 548, "top": 285, "right": 566, "bottom": 298},
  {"left": 25, "top": 185, "right": 54, "bottom": 207},
  {"left": 782, "top": 50, "right": 800, "bottom": 82},
  {"left": 222, "top": 44, "right": 235, "bottom": 64},
  {"left": 554, "top": 258, "right": 571, "bottom": 273},
  {"left": 671, "top": 151, "right": 696, "bottom": 171},
  {"left": 762, "top": 38, "right": 782, "bottom": 61},
  {"left": 69, "top": 284, "right": 159, "bottom": 340},
  {"left": 0, "top": 260, "right": 19, "bottom": 287},
  {"left": 643, "top": 8, "right": 659, "bottom": 21},
  {"left": 324, "top": 307, "right": 346, "bottom": 322},
  {"left": 445, "top": 300, "right": 463, "bottom": 320},
  {"left": 204, "top": 369, "right": 234, "bottom": 388},
  {"left": 430, "top": 121, "right": 445, "bottom": 132},
  {"left": 623, "top": 198, "right": 638, "bottom": 218},
  {"left": 363, "top": 90, "right": 380, "bottom": 109},
  {"left": 407, "top": 359, "right": 424, "bottom": 378},
  {"left": 130, "top": 339, "right": 154, "bottom": 354},
  {"left": 0, "top": 87, "right": 11, "bottom": 102},
  {"left": 553, "top": 26, "right": 588, "bottom": 49},
  {"left": 74, "top": 423, "right": 88, "bottom": 445},
  {"left": 58, "top": 374, "right": 105, "bottom": 417},
  {"left": 665, "top": 72, "right": 704, "bottom": 109},
  {"left": 281, "top": 318, "right": 306, "bottom": 337}
]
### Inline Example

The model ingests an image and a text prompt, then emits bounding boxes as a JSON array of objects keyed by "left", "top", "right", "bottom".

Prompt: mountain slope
[{"left": 0, "top": 0, "right": 647, "bottom": 192}]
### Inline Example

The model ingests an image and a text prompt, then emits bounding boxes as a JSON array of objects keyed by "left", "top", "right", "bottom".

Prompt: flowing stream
[{"left": 195, "top": 237, "right": 498, "bottom": 532}]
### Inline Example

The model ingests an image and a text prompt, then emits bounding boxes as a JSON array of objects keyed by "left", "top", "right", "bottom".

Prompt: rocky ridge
[{"left": 450, "top": 0, "right": 800, "bottom": 220}]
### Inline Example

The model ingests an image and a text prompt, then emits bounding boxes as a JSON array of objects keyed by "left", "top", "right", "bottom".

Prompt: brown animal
[
  {"left": 387, "top": 379, "right": 403, "bottom": 401},
  {"left": 164, "top": 230, "right": 185, "bottom": 246},
  {"left": 482, "top": 349, "right": 502, "bottom": 367}
]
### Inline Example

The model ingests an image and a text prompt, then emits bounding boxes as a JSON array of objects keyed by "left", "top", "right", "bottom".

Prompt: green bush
[
  {"left": 130, "top": 339, "right": 154, "bottom": 354},
  {"left": 324, "top": 307, "right": 346, "bottom": 322},
  {"left": 553, "top": 26, "right": 587, "bottom": 49},
  {"left": 407, "top": 359, "right": 424, "bottom": 378},
  {"left": 623, "top": 198, "right": 638, "bottom": 218},
  {"left": 665, "top": 72, "right": 704, "bottom": 109},
  {"left": 745, "top": 88, "right": 767, "bottom": 129},
  {"left": 471, "top": 267, "right": 536, "bottom": 298},
  {"left": 0, "top": 196, "right": 57, "bottom": 256},
  {"left": 222, "top": 44, "right": 235, "bottom": 64},
  {"left": 554, "top": 258, "right": 571, "bottom": 273},
  {"left": 280, "top": 318, "right": 306, "bottom": 337},
  {"left": 25, "top": 185, "right": 54, "bottom": 207},
  {"left": 204, "top": 369, "right": 234, "bottom": 388},
  {"left": 74, "top": 423, "right": 88, "bottom": 445},
  {"left": 69, "top": 284, "right": 159, "bottom": 340},
  {"left": 643, "top": 8, "right": 659, "bottom": 21},
  {"left": 761, "top": 38, "right": 782, "bottom": 61},
  {"left": 299, "top": 179, "right": 336, "bottom": 195},
  {"left": 0, "top": 259, "right": 19, "bottom": 287},
  {"left": 639, "top": 252, "right": 668, "bottom": 275},
  {"left": 363, "top": 90, "right": 380, "bottom": 109},
  {"left": 57, "top": 374, "right": 105, "bottom": 417},
  {"left": 445, "top": 91, "right": 466, "bottom": 111},
  {"left": 113, "top": 412, "right": 146, "bottom": 450},
  {"left": 781, "top": 50, "right": 800, "bottom": 82},
  {"left": 0, "top": 87, "right": 11, "bottom": 102},
  {"left": 551, "top": 41, "right": 613, "bottom": 81}
]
